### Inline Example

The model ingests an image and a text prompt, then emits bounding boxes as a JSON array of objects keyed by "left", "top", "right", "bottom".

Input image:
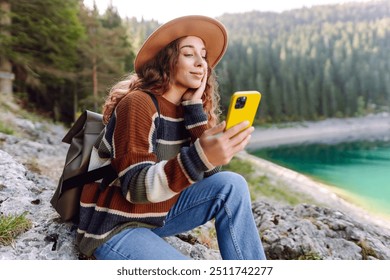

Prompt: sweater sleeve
[
  {"left": 110, "top": 92, "right": 212, "bottom": 204},
  {"left": 181, "top": 99, "right": 209, "bottom": 141},
  {"left": 181, "top": 99, "right": 220, "bottom": 175}
]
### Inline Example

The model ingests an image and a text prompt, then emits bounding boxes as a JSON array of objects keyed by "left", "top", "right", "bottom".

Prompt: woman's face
[{"left": 171, "top": 36, "right": 208, "bottom": 91}]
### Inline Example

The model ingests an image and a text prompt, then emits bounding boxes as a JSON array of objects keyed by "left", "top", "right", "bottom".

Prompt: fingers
[
  {"left": 229, "top": 126, "right": 254, "bottom": 147},
  {"left": 203, "top": 121, "right": 226, "bottom": 137},
  {"left": 206, "top": 121, "right": 253, "bottom": 144},
  {"left": 201, "top": 68, "right": 208, "bottom": 87},
  {"left": 194, "top": 70, "right": 207, "bottom": 98},
  {"left": 232, "top": 132, "right": 252, "bottom": 152},
  {"left": 199, "top": 121, "right": 254, "bottom": 166},
  {"left": 224, "top": 120, "right": 250, "bottom": 139},
  {"left": 182, "top": 68, "right": 208, "bottom": 101},
  {"left": 220, "top": 131, "right": 253, "bottom": 165}
]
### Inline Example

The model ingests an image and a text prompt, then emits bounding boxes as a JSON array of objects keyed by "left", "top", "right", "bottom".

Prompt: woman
[{"left": 76, "top": 15, "right": 266, "bottom": 260}]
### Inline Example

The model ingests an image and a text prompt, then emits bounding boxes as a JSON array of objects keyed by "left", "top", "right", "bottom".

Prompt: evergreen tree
[
  {"left": 5, "top": 0, "right": 83, "bottom": 120},
  {"left": 218, "top": 0, "right": 390, "bottom": 122},
  {"left": 74, "top": 2, "right": 134, "bottom": 116}
]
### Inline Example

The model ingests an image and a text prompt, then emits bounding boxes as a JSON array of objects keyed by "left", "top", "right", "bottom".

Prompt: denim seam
[
  {"left": 164, "top": 193, "right": 226, "bottom": 224},
  {"left": 224, "top": 203, "right": 244, "bottom": 260},
  {"left": 96, "top": 240, "right": 130, "bottom": 260}
]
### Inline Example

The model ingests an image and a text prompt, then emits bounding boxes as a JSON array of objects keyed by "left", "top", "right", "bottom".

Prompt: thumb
[{"left": 204, "top": 121, "right": 226, "bottom": 136}]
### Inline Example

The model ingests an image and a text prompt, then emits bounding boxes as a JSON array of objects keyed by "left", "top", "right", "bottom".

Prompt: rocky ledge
[{"left": 0, "top": 112, "right": 389, "bottom": 260}]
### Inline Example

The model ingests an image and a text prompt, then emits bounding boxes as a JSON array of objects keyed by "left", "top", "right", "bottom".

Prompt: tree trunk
[
  {"left": 0, "top": 0, "right": 13, "bottom": 97},
  {"left": 92, "top": 55, "right": 98, "bottom": 111}
]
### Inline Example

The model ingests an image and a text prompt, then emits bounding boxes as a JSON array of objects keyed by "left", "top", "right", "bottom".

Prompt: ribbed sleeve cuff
[
  {"left": 179, "top": 141, "right": 212, "bottom": 182},
  {"left": 181, "top": 99, "right": 203, "bottom": 106},
  {"left": 194, "top": 139, "right": 215, "bottom": 170},
  {"left": 182, "top": 100, "right": 208, "bottom": 129}
]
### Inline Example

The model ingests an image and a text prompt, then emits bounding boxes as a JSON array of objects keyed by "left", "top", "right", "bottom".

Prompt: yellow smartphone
[{"left": 225, "top": 91, "right": 262, "bottom": 131}]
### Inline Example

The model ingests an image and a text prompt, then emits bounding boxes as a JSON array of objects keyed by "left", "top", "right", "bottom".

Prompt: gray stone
[{"left": 252, "top": 200, "right": 390, "bottom": 260}]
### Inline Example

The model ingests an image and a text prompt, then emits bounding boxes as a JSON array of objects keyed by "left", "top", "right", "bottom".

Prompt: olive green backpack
[{"left": 51, "top": 93, "right": 159, "bottom": 223}]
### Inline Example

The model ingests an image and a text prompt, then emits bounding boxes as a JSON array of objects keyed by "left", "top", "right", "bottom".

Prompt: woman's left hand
[{"left": 182, "top": 68, "right": 208, "bottom": 101}]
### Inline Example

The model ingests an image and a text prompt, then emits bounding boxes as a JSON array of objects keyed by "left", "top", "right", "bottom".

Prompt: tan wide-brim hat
[{"left": 134, "top": 15, "right": 228, "bottom": 73}]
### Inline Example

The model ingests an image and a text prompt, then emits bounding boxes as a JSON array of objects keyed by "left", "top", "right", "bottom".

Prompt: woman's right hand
[{"left": 199, "top": 121, "right": 254, "bottom": 166}]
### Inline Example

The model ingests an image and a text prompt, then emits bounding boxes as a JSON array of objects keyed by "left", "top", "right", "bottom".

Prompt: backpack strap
[
  {"left": 61, "top": 164, "right": 116, "bottom": 191},
  {"left": 144, "top": 90, "right": 160, "bottom": 129}
]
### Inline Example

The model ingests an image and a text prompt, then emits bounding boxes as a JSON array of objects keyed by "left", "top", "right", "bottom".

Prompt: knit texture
[{"left": 76, "top": 90, "right": 220, "bottom": 256}]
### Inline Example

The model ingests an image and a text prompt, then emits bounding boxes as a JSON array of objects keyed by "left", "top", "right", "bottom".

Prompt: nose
[{"left": 195, "top": 54, "right": 206, "bottom": 68}]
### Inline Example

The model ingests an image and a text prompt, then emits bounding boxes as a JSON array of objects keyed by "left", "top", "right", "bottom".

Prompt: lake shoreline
[
  {"left": 248, "top": 112, "right": 390, "bottom": 149},
  {"left": 244, "top": 112, "right": 390, "bottom": 229},
  {"left": 238, "top": 151, "right": 390, "bottom": 230}
]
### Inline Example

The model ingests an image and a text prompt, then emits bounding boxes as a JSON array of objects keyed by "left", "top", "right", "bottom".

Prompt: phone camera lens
[{"left": 235, "top": 96, "right": 247, "bottom": 109}]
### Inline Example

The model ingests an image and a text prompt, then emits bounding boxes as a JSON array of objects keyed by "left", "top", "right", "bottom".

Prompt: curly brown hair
[{"left": 102, "top": 37, "right": 221, "bottom": 127}]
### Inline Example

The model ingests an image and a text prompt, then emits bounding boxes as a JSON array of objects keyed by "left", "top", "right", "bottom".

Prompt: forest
[{"left": 0, "top": 0, "right": 389, "bottom": 124}]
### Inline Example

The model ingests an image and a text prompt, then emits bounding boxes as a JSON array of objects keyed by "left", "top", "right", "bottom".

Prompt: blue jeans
[{"left": 94, "top": 171, "right": 266, "bottom": 260}]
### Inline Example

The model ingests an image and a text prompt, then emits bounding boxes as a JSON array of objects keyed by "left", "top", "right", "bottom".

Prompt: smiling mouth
[{"left": 190, "top": 72, "right": 203, "bottom": 76}]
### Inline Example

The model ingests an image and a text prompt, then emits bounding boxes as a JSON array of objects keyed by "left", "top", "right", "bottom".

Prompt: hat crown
[{"left": 134, "top": 15, "right": 228, "bottom": 73}]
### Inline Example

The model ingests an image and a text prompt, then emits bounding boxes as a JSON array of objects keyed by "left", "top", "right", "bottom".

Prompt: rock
[
  {"left": 0, "top": 149, "right": 78, "bottom": 260},
  {"left": 164, "top": 236, "right": 221, "bottom": 260},
  {"left": 253, "top": 200, "right": 390, "bottom": 260}
]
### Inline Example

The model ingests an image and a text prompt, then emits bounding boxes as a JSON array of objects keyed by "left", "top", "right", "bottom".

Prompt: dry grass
[{"left": 0, "top": 212, "right": 32, "bottom": 246}]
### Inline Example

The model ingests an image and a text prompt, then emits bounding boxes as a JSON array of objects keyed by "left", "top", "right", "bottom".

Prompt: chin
[
  {"left": 176, "top": 80, "right": 201, "bottom": 90},
  {"left": 188, "top": 82, "right": 202, "bottom": 89}
]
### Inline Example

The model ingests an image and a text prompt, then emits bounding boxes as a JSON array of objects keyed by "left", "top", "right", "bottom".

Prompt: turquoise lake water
[{"left": 251, "top": 140, "right": 390, "bottom": 215}]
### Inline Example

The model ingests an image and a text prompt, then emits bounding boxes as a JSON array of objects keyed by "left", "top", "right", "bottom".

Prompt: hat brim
[{"left": 134, "top": 15, "right": 228, "bottom": 73}]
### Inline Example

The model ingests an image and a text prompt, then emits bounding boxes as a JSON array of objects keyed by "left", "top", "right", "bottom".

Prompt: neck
[{"left": 163, "top": 86, "right": 186, "bottom": 105}]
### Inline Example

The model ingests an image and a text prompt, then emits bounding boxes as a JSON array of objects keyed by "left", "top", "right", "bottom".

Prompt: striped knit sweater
[{"left": 76, "top": 90, "right": 220, "bottom": 257}]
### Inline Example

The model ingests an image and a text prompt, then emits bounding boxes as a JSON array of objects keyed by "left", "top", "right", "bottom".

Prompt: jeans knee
[{"left": 213, "top": 171, "right": 250, "bottom": 199}]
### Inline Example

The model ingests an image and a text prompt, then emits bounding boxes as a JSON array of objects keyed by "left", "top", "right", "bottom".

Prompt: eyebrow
[{"left": 180, "top": 45, "right": 207, "bottom": 52}]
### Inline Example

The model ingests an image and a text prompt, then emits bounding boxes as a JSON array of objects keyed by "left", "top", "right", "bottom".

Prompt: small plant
[
  {"left": 193, "top": 224, "right": 219, "bottom": 250},
  {"left": 0, "top": 120, "right": 14, "bottom": 135},
  {"left": 358, "top": 240, "right": 378, "bottom": 259},
  {"left": 24, "top": 158, "right": 41, "bottom": 174},
  {"left": 297, "top": 251, "right": 323, "bottom": 260},
  {"left": 0, "top": 212, "right": 32, "bottom": 246}
]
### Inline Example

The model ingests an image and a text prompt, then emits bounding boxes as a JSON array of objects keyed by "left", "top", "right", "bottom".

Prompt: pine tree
[
  {"left": 76, "top": 3, "right": 134, "bottom": 115},
  {"left": 6, "top": 0, "right": 83, "bottom": 120}
]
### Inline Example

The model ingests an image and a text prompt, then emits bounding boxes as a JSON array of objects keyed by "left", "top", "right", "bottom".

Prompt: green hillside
[
  {"left": 217, "top": 1, "right": 390, "bottom": 122},
  {"left": 1, "top": 0, "right": 389, "bottom": 123}
]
